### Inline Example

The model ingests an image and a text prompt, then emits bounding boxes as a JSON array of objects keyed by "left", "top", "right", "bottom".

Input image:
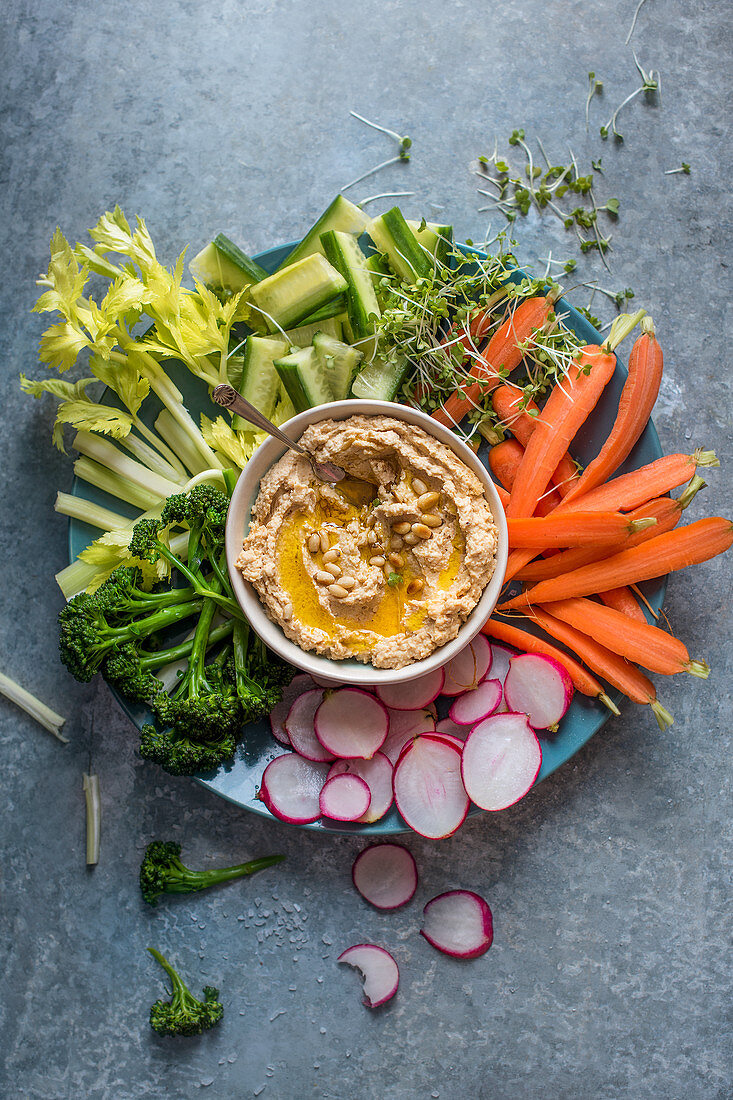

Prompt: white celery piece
[
  {"left": 0, "top": 672, "right": 68, "bottom": 743},
  {"left": 72, "top": 431, "right": 182, "bottom": 500},
  {"left": 155, "top": 410, "right": 213, "bottom": 476},
  {"left": 117, "top": 431, "right": 188, "bottom": 485},
  {"left": 55, "top": 492, "right": 134, "bottom": 532},
  {"left": 83, "top": 773, "right": 101, "bottom": 865},
  {"left": 73, "top": 457, "right": 163, "bottom": 511}
]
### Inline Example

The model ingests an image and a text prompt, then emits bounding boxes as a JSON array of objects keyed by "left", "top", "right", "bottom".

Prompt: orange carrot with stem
[
  {"left": 480, "top": 617, "right": 619, "bottom": 712},
  {"left": 433, "top": 291, "right": 559, "bottom": 427},
  {"left": 488, "top": 438, "right": 561, "bottom": 515},
  {"left": 492, "top": 384, "right": 579, "bottom": 495},
  {"left": 500, "top": 517, "right": 733, "bottom": 610},
  {"left": 560, "top": 316, "right": 664, "bottom": 504},
  {"left": 514, "top": 607, "right": 674, "bottom": 729},
  {"left": 506, "top": 511, "right": 657, "bottom": 549},
  {"left": 541, "top": 597, "right": 710, "bottom": 677},
  {"left": 506, "top": 312, "right": 645, "bottom": 519}
]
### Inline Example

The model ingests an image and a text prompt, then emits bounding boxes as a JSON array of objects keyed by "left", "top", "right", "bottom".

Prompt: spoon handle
[{"left": 211, "top": 384, "right": 307, "bottom": 456}]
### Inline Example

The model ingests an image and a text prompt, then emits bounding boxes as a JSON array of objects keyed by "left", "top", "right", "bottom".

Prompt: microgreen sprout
[
  {"left": 664, "top": 163, "right": 691, "bottom": 175},
  {"left": 585, "top": 71, "right": 604, "bottom": 130},
  {"left": 357, "top": 190, "right": 416, "bottom": 206},
  {"left": 342, "top": 112, "right": 412, "bottom": 192},
  {"left": 600, "top": 53, "right": 660, "bottom": 141},
  {"left": 625, "top": 0, "right": 650, "bottom": 45}
]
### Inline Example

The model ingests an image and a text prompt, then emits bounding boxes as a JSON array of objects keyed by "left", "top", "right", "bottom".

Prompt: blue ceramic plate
[{"left": 68, "top": 241, "right": 665, "bottom": 834}]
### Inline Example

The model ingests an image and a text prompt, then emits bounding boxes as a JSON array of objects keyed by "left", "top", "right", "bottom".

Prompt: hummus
[{"left": 236, "top": 415, "right": 498, "bottom": 669}]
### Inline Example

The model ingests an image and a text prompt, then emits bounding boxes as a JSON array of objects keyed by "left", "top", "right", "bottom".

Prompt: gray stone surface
[{"left": 1, "top": 1, "right": 731, "bottom": 1097}]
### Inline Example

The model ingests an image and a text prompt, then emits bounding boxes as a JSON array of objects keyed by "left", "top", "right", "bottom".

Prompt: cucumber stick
[
  {"left": 278, "top": 195, "right": 369, "bottom": 269},
  {"left": 233, "top": 336, "right": 288, "bottom": 426},
  {"left": 351, "top": 354, "right": 408, "bottom": 402},
  {"left": 406, "top": 220, "right": 453, "bottom": 266},
  {"left": 320, "top": 230, "right": 381, "bottom": 350},
  {"left": 285, "top": 317, "right": 342, "bottom": 347},
  {"left": 248, "top": 253, "right": 347, "bottom": 333},
  {"left": 190, "top": 233, "right": 267, "bottom": 298},
  {"left": 313, "top": 332, "right": 363, "bottom": 401},
  {"left": 366, "top": 207, "right": 432, "bottom": 284},
  {"left": 274, "top": 346, "right": 335, "bottom": 412}
]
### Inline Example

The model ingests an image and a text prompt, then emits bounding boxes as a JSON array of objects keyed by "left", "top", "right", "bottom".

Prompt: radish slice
[
  {"left": 393, "top": 735, "right": 469, "bottom": 839},
  {"left": 420, "top": 890, "right": 494, "bottom": 958},
  {"left": 382, "top": 708, "right": 436, "bottom": 764},
  {"left": 310, "top": 672, "right": 343, "bottom": 688},
  {"left": 352, "top": 843, "right": 418, "bottom": 909},
  {"left": 429, "top": 732, "right": 465, "bottom": 751},
  {"left": 487, "top": 643, "right": 515, "bottom": 686},
  {"left": 319, "top": 773, "right": 371, "bottom": 821},
  {"left": 461, "top": 712, "right": 542, "bottom": 811},
  {"left": 442, "top": 637, "right": 492, "bottom": 696},
  {"left": 503, "top": 653, "right": 574, "bottom": 729},
  {"left": 269, "top": 673, "right": 314, "bottom": 746},
  {"left": 375, "top": 668, "right": 445, "bottom": 711},
  {"left": 285, "top": 688, "right": 334, "bottom": 762},
  {"left": 435, "top": 717, "right": 468, "bottom": 740},
  {"left": 314, "top": 688, "right": 389, "bottom": 759},
  {"left": 328, "top": 753, "right": 394, "bottom": 823},
  {"left": 259, "top": 754, "right": 331, "bottom": 824},
  {"left": 337, "top": 944, "right": 399, "bottom": 1008},
  {"left": 449, "top": 679, "right": 503, "bottom": 726}
]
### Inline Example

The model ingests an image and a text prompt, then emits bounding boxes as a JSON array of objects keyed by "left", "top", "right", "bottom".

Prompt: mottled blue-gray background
[{"left": 1, "top": 1, "right": 731, "bottom": 1098}]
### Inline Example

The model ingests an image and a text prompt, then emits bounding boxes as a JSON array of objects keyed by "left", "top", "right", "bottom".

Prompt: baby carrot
[
  {"left": 506, "top": 512, "right": 656, "bottom": 549},
  {"left": 562, "top": 450, "right": 719, "bottom": 515},
  {"left": 560, "top": 316, "right": 664, "bottom": 504},
  {"left": 500, "top": 517, "right": 733, "bottom": 610},
  {"left": 488, "top": 438, "right": 561, "bottom": 515},
  {"left": 492, "top": 384, "right": 579, "bottom": 495},
  {"left": 541, "top": 597, "right": 710, "bottom": 677},
  {"left": 598, "top": 587, "right": 647, "bottom": 622}
]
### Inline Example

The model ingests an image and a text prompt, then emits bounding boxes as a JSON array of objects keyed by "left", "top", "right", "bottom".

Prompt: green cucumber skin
[
  {"left": 277, "top": 195, "right": 370, "bottom": 270},
  {"left": 313, "top": 332, "right": 363, "bottom": 401},
  {"left": 406, "top": 220, "right": 454, "bottom": 266},
  {"left": 351, "top": 355, "right": 408, "bottom": 402},
  {"left": 248, "top": 254, "right": 348, "bottom": 333},
  {"left": 213, "top": 233, "right": 269, "bottom": 282},
  {"left": 274, "top": 360, "right": 311, "bottom": 414},
  {"left": 366, "top": 207, "right": 433, "bottom": 284},
  {"left": 320, "top": 230, "right": 381, "bottom": 343},
  {"left": 233, "top": 335, "right": 287, "bottom": 426},
  {"left": 285, "top": 317, "right": 342, "bottom": 348},
  {"left": 298, "top": 295, "right": 347, "bottom": 325},
  {"left": 274, "top": 347, "right": 334, "bottom": 412}
]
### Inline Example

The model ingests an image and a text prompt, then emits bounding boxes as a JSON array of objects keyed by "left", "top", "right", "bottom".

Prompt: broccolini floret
[
  {"left": 139, "top": 841, "right": 285, "bottom": 906},
  {"left": 139, "top": 723, "right": 236, "bottom": 776},
  {"left": 148, "top": 948, "right": 223, "bottom": 1037}
]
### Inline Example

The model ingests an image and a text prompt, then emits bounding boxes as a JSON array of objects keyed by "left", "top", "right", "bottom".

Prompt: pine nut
[
  {"left": 307, "top": 533, "right": 320, "bottom": 554},
  {"left": 393, "top": 522, "right": 411, "bottom": 536},
  {"left": 315, "top": 571, "right": 333, "bottom": 585},
  {"left": 403, "top": 532, "right": 419, "bottom": 545},
  {"left": 390, "top": 535, "right": 404, "bottom": 550},
  {"left": 367, "top": 530, "right": 378, "bottom": 545},
  {"left": 421, "top": 513, "right": 442, "bottom": 528},
  {"left": 418, "top": 491, "right": 440, "bottom": 512},
  {"left": 383, "top": 564, "right": 394, "bottom": 580},
  {"left": 319, "top": 531, "right": 330, "bottom": 552},
  {"left": 327, "top": 583, "right": 349, "bottom": 598},
  {"left": 406, "top": 579, "right": 424, "bottom": 596},
  {"left": 324, "top": 562, "right": 342, "bottom": 578},
  {"left": 388, "top": 553, "right": 404, "bottom": 569},
  {"left": 339, "top": 576, "right": 356, "bottom": 589},
  {"left": 281, "top": 600, "right": 293, "bottom": 620},
  {"left": 323, "top": 548, "right": 341, "bottom": 563},
  {"left": 369, "top": 555, "right": 386, "bottom": 567},
  {"left": 412, "top": 477, "right": 428, "bottom": 496},
  {"left": 412, "top": 523, "right": 432, "bottom": 540}
]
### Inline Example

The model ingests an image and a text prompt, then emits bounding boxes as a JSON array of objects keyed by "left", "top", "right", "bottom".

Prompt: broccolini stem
[
  {"left": 147, "top": 947, "right": 185, "bottom": 997},
  {"left": 105, "top": 599, "right": 204, "bottom": 641},
  {"left": 137, "top": 619, "right": 234, "bottom": 671},
  {"left": 151, "top": 540, "right": 244, "bottom": 620},
  {"left": 198, "top": 854, "right": 286, "bottom": 886}
]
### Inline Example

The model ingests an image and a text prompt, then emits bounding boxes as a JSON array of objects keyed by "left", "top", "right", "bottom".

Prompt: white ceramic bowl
[{"left": 225, "top": 399, "right": 508, "bottom": 686}]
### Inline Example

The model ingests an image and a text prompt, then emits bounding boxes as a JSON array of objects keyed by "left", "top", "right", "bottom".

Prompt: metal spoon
[{"left": 211, "top": 384, "right": 350, "bottom": 485}]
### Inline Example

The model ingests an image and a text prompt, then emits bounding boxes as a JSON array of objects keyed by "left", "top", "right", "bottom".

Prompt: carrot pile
[{"left": 476, "top": 312, "right": 731, "bottom": 730}]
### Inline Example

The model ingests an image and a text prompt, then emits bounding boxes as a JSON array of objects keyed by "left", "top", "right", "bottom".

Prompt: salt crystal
[{"left": 200, "top": 1078, "right": 214, "bottom": 1088}]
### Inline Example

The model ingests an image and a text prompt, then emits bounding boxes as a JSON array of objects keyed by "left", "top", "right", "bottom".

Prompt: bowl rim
[{"left": 225, "top": 398, "right": 508, "bottom": 685}]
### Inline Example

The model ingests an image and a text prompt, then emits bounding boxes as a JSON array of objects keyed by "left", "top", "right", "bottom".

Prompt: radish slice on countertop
[
  {"left": 393, "top": 734, "right": 469, "bottom": 839},
  {"left": 375, "top": 668, "right": 445, "bottom": 711},
  {"left": 435, "top": 717, "right": 468, "bottom": 740},
  {"left": 382, "top": 707, "right": 436, "bottom": 764},
  {"left": 315, "top": 688, "right": 389, "bottom": 759},
  {"left": 503, "top": 653, "right": 573, "bottom": 730},
  {"left": 337, "top": 944, "right": 399, "bottom": 1008},
  {"left": 420, "top": 890, "right": 494, "bottom": 958},
  {"left": 449, "top": 679, "right": 503, "bottom": 726},
  {"left": 461, "top": 712, "right": 542, "bottom": 811},
  {"left": 442, "top": 636, "right": 492, "bottom": 696},
  {"left": 352, "top": 843, "right": 418, "bottom": 909},
  {"left": 285, "top": 688, "right": 334, "bottom": 762},
  {"left": 328, "top": 753, "right": 394, "bottom": 823},
  {"left": 269, "top": 673, "right": 314, "bottom": 746},
  {"left": 259, "top": 754, "right": 331, "bottom": 824},
  {"left": 319, "top": 773, "right": 371, "bottom": 821}
]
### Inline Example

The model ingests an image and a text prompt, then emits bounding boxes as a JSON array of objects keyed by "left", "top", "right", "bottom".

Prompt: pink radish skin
[
  {"left": 420, "top": 890, "right": 494, "bottom": 959},
  {"left": 393, "top": 734, "right": 469, "bottom": 839},
  {"left": 314, "top": 688, "right": 389, "bottom": 759},
  {"left": 376, "top": 668, "right": 445, "bottom": 711},
  {"left": 429, "top": 732, "right": 466, "bottom": 752},
  {"left": 352, "top": 843, "right": 418, "bottom": 910},
  {"left": 319, "top": 774, "right": 371, "bottom": 821},
  {"left": 448, "top": 679, "right": 503, "bottom": 726},
  {"left": 382, "top": 707, "right": 436, "bottom": 764},
  {"left": 269, "top": 673, "right": 313, "bottom": 746},
  {"left": 442, "top": 637, "right": 492, "bottom": 696},
  {"left": 285, "top": 688, "right": 334, "bottom": 762},
  {"left": 461, "top": 712, "right": 542, "bottom": 811},
  {"left": 259, "top": 754, "right": 331, "bottom": 824},
  {"left": 328, "top": 753, "right": 394, "bottom": 823},
  {"left": 337, "top": 944, "right": 399, "bottom": 1008},
  {"left": 504, "top": 653, "right": 574, "bottom": 730}
]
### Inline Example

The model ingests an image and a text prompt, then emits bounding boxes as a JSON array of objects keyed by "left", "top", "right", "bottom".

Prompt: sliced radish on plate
[
  {"left": 259, "top": 754, "right": 331, "bottom": 824},
  {"left": 442, "top": 636, "right": 492, "bottom": 696},
  {"left": 352, "top": 843, "right": 418, "bottom": 909},
  {"left": 284, "top": 688, "right": 334, "bottom": 762},
  {"left": 382, "top": 707, "right": 436, "bottom": 764},
  {"left": 420, "top": 890, "right": 494, "bottom": 958},
  {"left": 319, "top": 773, "right": 371, "bottom": 821},
  {"left": 435, "top": 716, "right": 469, "bottom": 740},
  {"left": 328, "top": 753, "right": 394, "bottom": 823},
  {"left": 461, "top": 712, "right": 542, "bottom": 811},
  {"left": 314, "top": 688, "right": 389, "bottom": 759},
  {"left": 269, "top": 673, "right": 313, "bottom": 746},
  {"left": 429, "top": 731, "right": 466, "bottom": 751},
  {"left": 375, "top": 667, "right": 445, "bottom": 711},
  {"left": 448, "top": 679, "right": 503, "bottom": 726},
  {"left": 503, "top": 653, "right": 573, "bottom": 729},
  {"left": 393, "top": 734, "right": 469, "bottom": 839},
  {"left": 310, "top": 672, "right": 344, "bottom": 688},
  {"left": 487, "top": 643, "right": 515, "bottom": 686},
  {"left": 337, "top": 944, "right": 399, "bottom": 1008}
]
